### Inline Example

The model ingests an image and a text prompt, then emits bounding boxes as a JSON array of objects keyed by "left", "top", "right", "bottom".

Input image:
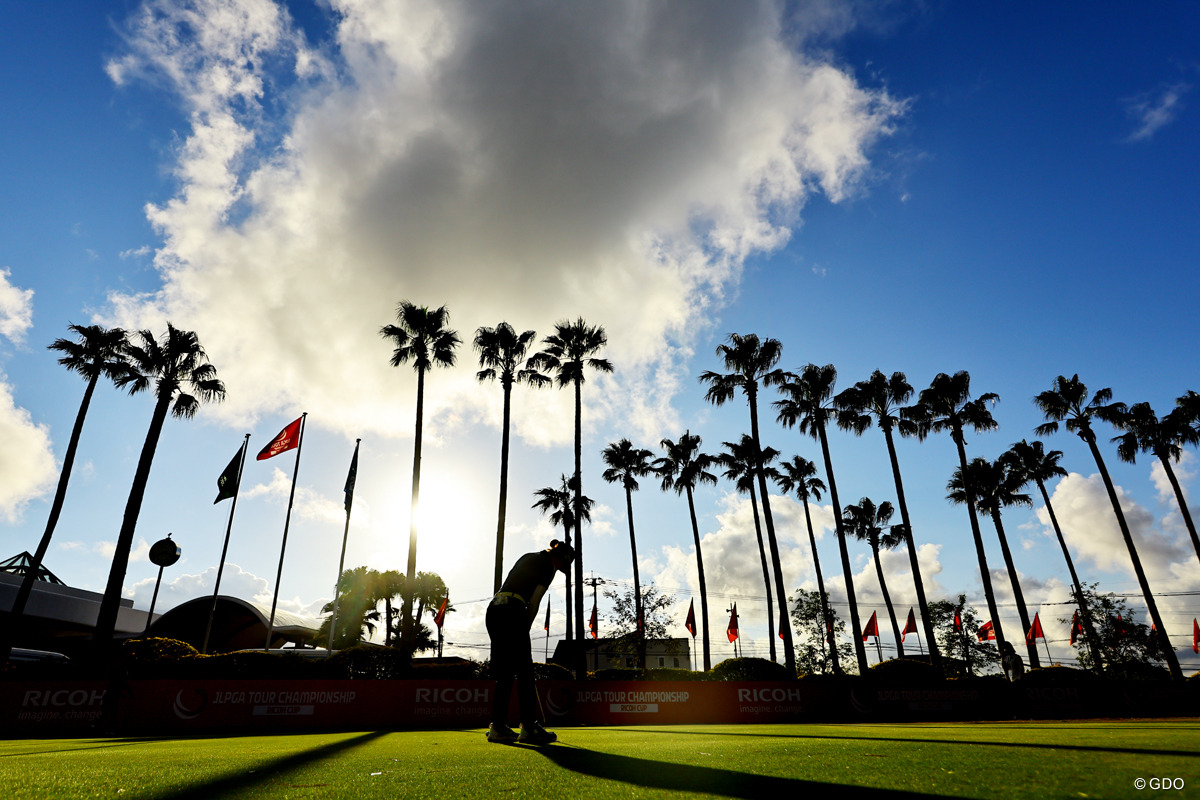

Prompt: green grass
[{"left": 2, "top": 721, "right": 1197, "bottom": 799}]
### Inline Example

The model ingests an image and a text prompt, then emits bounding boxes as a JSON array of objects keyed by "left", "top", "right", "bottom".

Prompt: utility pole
[{"left": 584, "top": 574, "right": 606, "bottom": 671}]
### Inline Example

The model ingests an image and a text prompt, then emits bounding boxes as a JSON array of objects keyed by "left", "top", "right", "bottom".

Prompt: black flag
[
  {"left": 344, "top": 441, "right": 360, "bottom": 513},
  {"left": 214, "top": 445, "right": 243, "bottom": 504}
]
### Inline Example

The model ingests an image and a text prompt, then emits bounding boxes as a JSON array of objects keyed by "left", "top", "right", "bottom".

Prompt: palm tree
[
  {"left": 836, "top": 370, "right": 941, "bottom": 669},
  {"left": 3, "top": 324, "right": 128, "bottom": 658},
  {"left": 653, "top": 431, "right": 718, "bottom": 671},
  {"left": 529, "top": 319, "right": 612, "bottom": 652},
  {"left": 1034, "top": 374, "right": 1183, "bottom": 680},
  {"left": 93, "top": 324, "right": 225, "bottom": 646},
  {"left": 843, "top": 497, "right": 906, "bottom": 658},
  {"left": 380, "top": 302, "right": 460, "bottom": 650},
  {"left": 1110, "top": 401, "right": 1200, "bottom": 566},
  {"left": 774, "top": 454, "right": 838, "bottom": 672},
  {"left": 372, "top": 569, "right": 406, "bottom": 646},
  {"left": 774, "top": 363, "right": 868, "bottom": 674},
  {"left": 601, "top": 438, "right": 655, "bottom": 668},
  {"left": 474, "top": 322, "right": 550, "bottom": 593},
  {"left": 1005, "top": 439, "right": 1104, "bottom": 670},
  {"left": 718, "top": 435, "right": 781, "bottom": 662},
  {"left": 948, "top": 456, "right": 1039, "bottom": 668},
  {"left": 320, "top": 566, "right": 383, "bottom": 649},
  {"left": 532, "top": 474, "right": 593, "bottom": 650},
  {"left": 903, "top": 371, "right": 1008, "bottom": 656},
  {"left": 698, "top": 333, "right": 796, "bottom": 674}
]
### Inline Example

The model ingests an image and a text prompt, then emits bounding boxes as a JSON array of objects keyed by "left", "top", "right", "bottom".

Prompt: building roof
[
  {"left": 147, "top": 595, "right": 322, "bottom": 653},
  {"left": 0, "top": 552, "right": 67, "bottom": 585}
]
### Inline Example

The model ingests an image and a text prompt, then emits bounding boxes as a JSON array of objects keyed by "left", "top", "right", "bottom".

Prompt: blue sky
[{"left": 1, "top": 0, "right": 1197, "bottom": 671}]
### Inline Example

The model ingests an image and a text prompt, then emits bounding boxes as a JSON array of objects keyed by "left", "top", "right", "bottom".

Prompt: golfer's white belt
[{"left": 492, "top": 592, "right": 527, "bottom": 606}]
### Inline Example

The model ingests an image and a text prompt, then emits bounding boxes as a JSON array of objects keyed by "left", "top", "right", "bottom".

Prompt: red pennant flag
[
  {"left": 589, "top": 600, "right": 598, "bottom": 639},
  {"left": 902, "top": 608, "right": 918, "bottom": 641},
  {"left": 1026, "top": 612, "right": 1044, "bottom": 644},
  {"left": 862, "top": 611, "right": 879, "bottom": 641},
  {"left": 977, "top": 620, "right": 995, "bottom": 642},
  {"left": 1070, "top": 611, "right": 1082, "bottom": 645},
  {"left": 544, "top": 599, "right": 551, "bottom": 633},
  {"left": 727, "top": 604, "right": 739, "bottom": 643},
  {"left": 779, "top": 615, "right": 786, "bottom": 640},
  {"left": 433, "top": 596, "right": 449, "bottom": 630},
  {"left": 1193, "top": 619, "right": 1198, "bottom": 655},
  {"left": 953, "top": 606, "right": 963, "bottom": 633},
  {"left": 684, "top": 599, "right": 696, "bottom": 637},
  {"left": 257, "top": 417, "right": 303, "bottom": 460}
]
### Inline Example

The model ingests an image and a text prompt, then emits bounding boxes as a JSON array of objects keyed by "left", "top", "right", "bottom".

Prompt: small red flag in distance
[
  {"left": 779, "top": 615, "right": 786, "bottom": 640},
  {"left": 727, "top": 604, "right": 739, "bottom": 643},
  {"left": 954, "top": 606, "right": 963, "bottom": 632},
  {"left": 862, "top": 611, "right": 879, "bottom": 641},
  {"left": 544, "top": 599, "right": 551, "bottom": 633},
  {"left": 1193, "top": 619, "right": 1198, "bottom": 654},
  {"left": 1026, "top": 612, "right": 1044, "bottom": 644},
  {"left": 902, "top": 608, "right": 918, "bottom": 641},
  {"left": 589, "top": 601, "right": 598, "bottom": 639},
  {"left": 1070, "top": 611, "right": 1082, "bottom": 645},
  {"left": 684, "top": 599, "right": 696, "bottom": 637},
  {"left": 978, "top": 620, "right": 995, "bottom": 641},
  {"left": 257, "top": 417, "right": 302, "bottom": 460},
  {"left": 433, "top": 596, "right": 448, "bottom": 630}
]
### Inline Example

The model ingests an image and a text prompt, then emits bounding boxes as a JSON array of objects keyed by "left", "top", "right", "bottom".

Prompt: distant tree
[
  {"left": 474, "top": 322, "right": 550, "bottom": 593},
  {"left": 94, "top": 324, "right": 224, "bottom": 647},
  {"left": 601, "top": 584, "right": 680, "bottom": 662},
  {"left": 601, "top": 438, "right": 654, "bottom": 668},
  {"left": 948, "top": 456, "right": 1040, "bottom": 668},
  {"left": 4, "top": 324, "right": 128, "bottom": 660},
  {"left": 320, "top": 566, "right": 383, "bottom": 650},
  {"left": 698, "top": 333, "right": 795, "bottom": 674},
  {"left": 1034, "top": 374, "right": 1182, "bottom": 680},
  {"left": 380, "top": 302, "right": 460, "bottom": 651},
  {"left": 790, "top": 588, "right": 854, "bottom": 675},
  {"left": 928, "top": 595, "right": 1001, "bottom": 676},
  {"left": 1059, "top": 583, "right": 1170, "bottom": 678},
  {"left": 843, "top": 497, "right": 906, "bottom": 658}
]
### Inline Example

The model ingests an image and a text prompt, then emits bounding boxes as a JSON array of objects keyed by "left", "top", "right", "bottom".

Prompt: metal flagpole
[
  {"left": 266, "top": 413, "right": 307, "bottom": 650},
  {"left": 203, "top": 434, "right": 249, "bottom": 654},
  {"left": 328, "top": 439, "right": 360, "bottom": 652},
  {"left": 1042, "top": 634, "right": 1053, "bottom": 666}
]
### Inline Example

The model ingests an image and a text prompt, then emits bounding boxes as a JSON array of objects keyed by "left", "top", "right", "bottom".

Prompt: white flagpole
[
  {"left": 203, "top": 434, "right": 249, "bottom": 654},
  {"left": 328, "top": 439, "right": 360, "bottom": 652},
  {"left": 266, "top": 413, "right": 307, "bottom": 650}
]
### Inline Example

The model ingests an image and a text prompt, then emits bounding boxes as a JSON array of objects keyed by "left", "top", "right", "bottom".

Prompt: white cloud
[
  {"left": 0, "top": 375, "right": 57, "bottom": 522},
  {"left": 1125, "top": 81, "right": 1190, "bottom": 142},
  {"left": 0, "top": 268, "right": 34, "bottom": 344},
  {"left": 103, "top": 0, "right": 903, "bottom": 446}
]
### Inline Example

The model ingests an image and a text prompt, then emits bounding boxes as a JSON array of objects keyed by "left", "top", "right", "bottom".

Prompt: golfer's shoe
[
  {"left": 486, "top": 723, "right": 519, "bottom": 744},
  {"left": 518, "top": 721, "right": 557, "bottom": 745}
]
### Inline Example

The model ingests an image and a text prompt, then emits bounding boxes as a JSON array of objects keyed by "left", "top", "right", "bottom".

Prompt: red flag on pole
[
  {"left": 1116, "top": 613, "right": 1125, "bottom": 639},
  {"left": 727, "top": 604, "right": 739, "bottom": 643},
  {"left": 862, "top": 611, "right": 879, "bottom": 641},
  {"left": 544, "top": 599, "right": 551, "bottom": 633},
  {"left": 1193, "top": 618, "right": 1198, "bottom": 654},
  {"left": 257, "top": 417, "right": 303, "bottom": 460},
  {"left": 977, "top": 620, "right": 995, "bottom": 641},
  {"left": 1070, "top": 611, "right": 1082, "bottom": 645},
  {"left": 684, "top": 599, "right": 696, "bottom": 637},
  {"left": 433, "top": 596, "right": 448, "bottom": 630},
  {"left": 1026, "top": 612, "right": 1044, "bottom": 644},
  {"left": 902, "top": 608, "right": 918, "bottom": 641},
  {"left": 779, "top": 615, "right": 786, "bottom": 639},
  {"left": 953, "top": 606, "right": 963, "bottom": 633},
  {"left": 589, "top": 600, "right": 598, "bottom": 639}
]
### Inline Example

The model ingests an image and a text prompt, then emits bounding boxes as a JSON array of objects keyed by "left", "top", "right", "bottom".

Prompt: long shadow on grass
[
  {"left": 150, "top": 731, "right": 387, "bottom": 800},
  {"left": 615, "top": 727, "right": 1200, "bottom": 759},
  {"left": 533, "top": 744, "right": 937, "bottom": 799}
]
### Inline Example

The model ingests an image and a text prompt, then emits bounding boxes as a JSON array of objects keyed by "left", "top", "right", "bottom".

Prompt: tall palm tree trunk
[
  {"left": 801, "top": 496, "right": 839, "bottom": 672},
  {"left": 685, "top": 485, "right": 711, "bottom": 671},
  {"left": 1085, "top": 437, "right": 1183, "bottom": 680},
  {"left": 561, "top": 518, "right": 573, "bottom": 647},
  {"left": 623, "top": 485, "right": 645, "bottom": 668},
  {"left": 94, "top": 392, "right": 171, "bottom": 647},
  {"left": 493, "top": 381, "right": 513, "bottom": 593},
  {"left": 572, "top": 379, "right": 586, "bottom": 661},
  {"left": 953, "top": 434, "right": 1008, "bottom": 651},
  {"left": 871, "top": 546, "right": 904, "bottom": 658},
  {"left": 1156, "top": 453, "right": 1200, "bottom": 565},
  {"left": 817, "top": 424, "right": 868, "bottom": 674},
  {"left": 748, "top": 392, "right": 796, "bottom": 675},
  {"left": 748, "top": 487, "right": 776, "bottom": 662},
  {"left": 402, "top": 366, "right": 426, "bottom": 650},
  {"left": 883, "top": 428, "right": 941, "bottom": 668},
  {"left": 1035, "top": 478, "right": 1103, "bottom": 669},
  {"left": 989, "top": 509, "right": 1039, "bottom": 667},
  {"left": 10, "top": 375, "right": 97, "bottom": 625}
]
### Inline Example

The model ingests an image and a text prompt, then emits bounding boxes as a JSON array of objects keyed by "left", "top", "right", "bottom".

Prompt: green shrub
[
  {"left": 326, "top": 645, "right": 412, "bottom": 679},
  {"left": 710, "top": 657, "right": 790, "bottom": 681},
  {"left": 532, "top": 661, "right": 575, "bottom": 681},
  {"left": 866, "top": 658, "right": 944, "bottom": 684},
  {"left": 645, "top": 668, "right": 708, "bottom": 682},
  {"left": 194, "top": 650, "right": 318, "bottom": 680},
  {"left": 591, "top": 667, "right": 646, "bottom": 681},
  {"left": 120, "top": 637, "right": 199, "bottom": 662},
  {"left": 1020, "top": 665, "right": 1094, "bottom": 686}
]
